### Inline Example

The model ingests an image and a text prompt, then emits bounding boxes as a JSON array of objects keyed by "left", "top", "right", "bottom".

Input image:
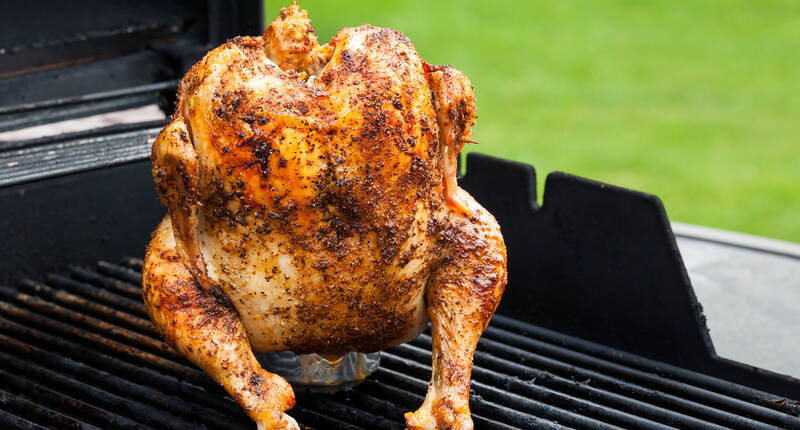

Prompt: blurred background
[{"left": 265, "top": 0, "right": 800, "bottom": 243}]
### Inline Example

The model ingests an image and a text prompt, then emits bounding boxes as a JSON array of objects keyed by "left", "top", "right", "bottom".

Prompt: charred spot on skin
[
  {"left": 241, "top": 113, "right": 270, "bottom": 126},
  {"left": 255, "top": 223, "right": 272, "bottom": 234},
  {"left": 377, "top": 224, "right": 403, "bottom": 262},
  {"left": 404, "top": 156, "right": 431, "bottom": 186},
  {"left": 249, "top": 373, "right": 263, "bottom": 387},
  {"left": 214, "top": 90, "right": 248, "bottom": 121},
  {"left": 231, "top": 35, "right": 262, "bottom": 50},
  {"left": 364, "top": 27, "right": 412, "bottom": 49},
  {"left": 338, "top": 48, "right": 367, "bottom": 73},
  {"left": 160, "top": 250, "right": 182, "bottom": 263},
  {"left": 296, "top": 101, "right": 309, "bottom": 115},
  {"left": 209, "top": 284, "right": 237, "bottom": 312},
  {"left": 340, "top": 49, "right": 353, "bottom": 68},
  {"left": 241, "top": 135, "right": 275, "bottom": 177},
  {"left": 203, "top": 177, "right": 254, "bottom": 228}
]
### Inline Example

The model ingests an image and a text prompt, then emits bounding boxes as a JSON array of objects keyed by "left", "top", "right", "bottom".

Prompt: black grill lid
[{"left": 0, "top": 0, "right": 261, "bottom": 130}]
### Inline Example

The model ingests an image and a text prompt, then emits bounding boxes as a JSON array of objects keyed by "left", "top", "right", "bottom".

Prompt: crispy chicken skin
[{"left": 142, "top": 3, "right": 506, "bottom": 429}]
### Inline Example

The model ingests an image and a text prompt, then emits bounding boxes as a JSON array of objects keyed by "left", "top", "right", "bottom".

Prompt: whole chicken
[{"left": 142, "top": 3, "right": 507, "bottom": 429}]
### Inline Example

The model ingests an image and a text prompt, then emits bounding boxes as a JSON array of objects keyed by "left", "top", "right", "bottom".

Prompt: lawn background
[{"left": 264, "top": 1, "right": 799, "bottom": 243}]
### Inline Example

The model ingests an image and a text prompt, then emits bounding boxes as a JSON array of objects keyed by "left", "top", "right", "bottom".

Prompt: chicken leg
[
  {"left": 143, "top": 218, "right": 298, "bottom": 430},
  {"left": 406, "top": 188, "right": 508, "bottom": 430}
]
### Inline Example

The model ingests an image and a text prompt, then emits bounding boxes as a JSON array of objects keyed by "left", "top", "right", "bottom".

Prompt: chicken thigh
[{"left": 142, "top": 3, "right": 507, "bottom": 429}]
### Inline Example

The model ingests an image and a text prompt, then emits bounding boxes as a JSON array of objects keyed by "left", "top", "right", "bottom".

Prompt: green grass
[{"left": 265, "top": 1, "right": 800, "bottom": 242}]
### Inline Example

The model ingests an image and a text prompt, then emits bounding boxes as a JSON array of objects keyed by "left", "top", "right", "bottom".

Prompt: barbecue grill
[{"left": 2, "top": 2, "right": 799, "bottom": 429}]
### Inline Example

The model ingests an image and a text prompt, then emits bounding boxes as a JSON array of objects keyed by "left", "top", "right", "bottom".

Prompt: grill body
[
  {"left": 1, "top": 259, "right": 798, "bottom": 429},
  {"left": 0, "top": 150, "right": 799, "bottom": 429}
]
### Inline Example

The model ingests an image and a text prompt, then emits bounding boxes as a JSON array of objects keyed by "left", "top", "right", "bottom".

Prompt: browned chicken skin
[{"left": 142, "top": 3, "right": 507, "bottom": 429}]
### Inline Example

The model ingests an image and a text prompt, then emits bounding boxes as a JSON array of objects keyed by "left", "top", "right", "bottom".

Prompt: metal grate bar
[
  {"left": 339, "top": 389, "right": 406, "bottom": 420},
  {"left": 0, "top": 300, "right": 207, "bottom": 386},
  {"left": 69, "top": 266, "right": 143, "bottom": 299},
  {"left": 373, "top": 366, "right": 546, "bottom": 429},
  {"left": 16, "top": 279, "right": 157, "bottom": 336},
  {"left": 0, "top": 409, "right": 48, "bottom": 430},
  {"left": 0, "top": 367, "right": 148, "bottom": 430},
  {"left": 390, "top": 342, "right": 681, "bottom": 430},
  {"left": 0, "top": 286, "right": 176, "bottom": 360},
  {"left": 296, "top": 394, "right": 405, "bottom": 430},
  {"left": 381, "top": 350, "right": 624, "bottom": 430},
  {"left": 0, "top": 333, "right": 236, "bottom": 429},
  {"left": 481, "top": 324, "right": 794, "bottom": 428},
  {"left": 492, "top": 314, "right": 800, "bottom": 418},
  {"left": 2, "top": 259, "right": 799, "bottom": 430},
  {"left": 97, "top": 261, "right": 143, "bottom": 285},
  {"left": 0, "top": 82, "right": 176, "bottom": 115},
  {"left": 290, "top": 406, "right": 365, "bottom": 430},
  {"left": 0, "top": 350, "right": 198, "bottom": 430},
  {"left": 0, "top": 314, "right": 230, "bottom": 408},
  {"left": 408, "top": 334, "right": 730, "bottom": 430},
  {"left": 46, "top": 274, "right": 148, "bottom": 317},
  {"left": 0, "top": 388, "right": 104, "bottom": 430},
  {"left": 358, "top": 378, "right": 530, "bottom": 430},
  {"left": 122, "top": 257, "right": 145, "bottom": 271}
]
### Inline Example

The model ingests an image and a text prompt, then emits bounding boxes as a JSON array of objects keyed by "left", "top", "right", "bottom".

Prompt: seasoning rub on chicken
[{"left": 142, "top": 3, "right": 507, "bottom": 429}]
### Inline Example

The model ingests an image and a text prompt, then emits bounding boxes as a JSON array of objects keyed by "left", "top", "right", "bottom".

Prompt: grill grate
[{"left": 0, "top": 259, "right": 798, "bottom": 429}]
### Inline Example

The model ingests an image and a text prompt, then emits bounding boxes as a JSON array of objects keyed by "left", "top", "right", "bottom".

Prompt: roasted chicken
[{"left": 142, "top": 3, "right": 507, "bottom": 429}]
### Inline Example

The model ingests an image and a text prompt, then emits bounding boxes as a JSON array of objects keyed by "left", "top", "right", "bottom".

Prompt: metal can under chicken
[{"left": 258, "top": 351, "right": 381, "bottom": 393}]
